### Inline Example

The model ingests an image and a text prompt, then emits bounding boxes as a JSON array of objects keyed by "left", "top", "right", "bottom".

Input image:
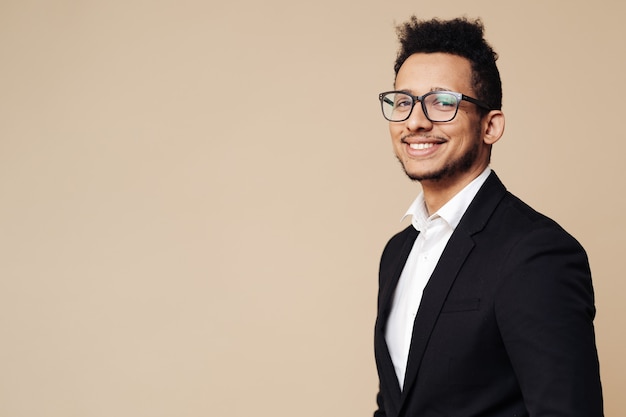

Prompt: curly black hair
[{"left": 394, "top": 17, "right": 502, "bottom": 111}]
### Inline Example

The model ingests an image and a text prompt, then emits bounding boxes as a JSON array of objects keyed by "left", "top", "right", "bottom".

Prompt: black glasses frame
[{"left": 378, "top": 90, "right": 493, "bottom": 122}]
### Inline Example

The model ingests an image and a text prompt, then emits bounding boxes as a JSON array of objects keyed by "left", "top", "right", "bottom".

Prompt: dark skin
[{"left": 390, "top": 53, "right": 505, "bottom": 214}]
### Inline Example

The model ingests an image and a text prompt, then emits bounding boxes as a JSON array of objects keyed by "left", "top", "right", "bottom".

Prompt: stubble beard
[{"left": 398, "top": 136, "right": 481, "bottom": 183}]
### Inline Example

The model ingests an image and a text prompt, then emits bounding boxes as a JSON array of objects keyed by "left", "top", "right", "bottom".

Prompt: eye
[
  {"left": 431, "top": 94, "right": 458, "bottom": 108},
  {"left": 394, "top": 95, "right": 413, "bottom": 108}
]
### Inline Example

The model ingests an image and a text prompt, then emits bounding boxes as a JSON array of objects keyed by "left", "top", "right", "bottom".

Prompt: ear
[{"left": 482, "top": 110, "right": 505, "bottom": 145}]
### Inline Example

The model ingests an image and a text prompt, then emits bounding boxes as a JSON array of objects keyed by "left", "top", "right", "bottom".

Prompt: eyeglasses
[{"left": 378, "top": 90, "right": 492, "bottom": 122}]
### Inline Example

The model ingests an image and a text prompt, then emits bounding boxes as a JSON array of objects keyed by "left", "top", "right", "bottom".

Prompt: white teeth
[{"left": 409, "top": 143, "right": 435, "bottom": 150}]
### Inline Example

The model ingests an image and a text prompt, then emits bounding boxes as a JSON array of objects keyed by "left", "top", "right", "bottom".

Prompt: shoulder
[
  {"left": 470, "top": 172, "right": 583, "bottom": 250},
  {"left": 463, "top": 179, "right": 590, "bottom": 284},
  {"left": 496, "top": 191, "right": 584, "bottom": 250}
]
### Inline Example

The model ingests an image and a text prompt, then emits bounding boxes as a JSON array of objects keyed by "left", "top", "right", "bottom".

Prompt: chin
[
  {"left": 400, "top": 165, "right": 440, "bottom": 182},
  {"left": 399, "top": 161, "right": 443, "bottom": 182},
  {"left": 406, "top": 171, "right": 445, "bottom": 182}
]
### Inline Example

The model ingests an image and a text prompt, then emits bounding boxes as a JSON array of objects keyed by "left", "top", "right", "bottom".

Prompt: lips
[{"left": 401, "top": 136, "right": 446, "bottom": 158}]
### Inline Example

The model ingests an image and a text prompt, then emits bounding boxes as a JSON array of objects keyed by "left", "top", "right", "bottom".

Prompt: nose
[{"left": 405, "top": 101, "right": 433, "bottom": 131}]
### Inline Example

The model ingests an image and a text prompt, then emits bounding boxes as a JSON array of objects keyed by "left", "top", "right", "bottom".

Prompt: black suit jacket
[{"left": 374, "top": 172, "right": 603, "bottom": 417}]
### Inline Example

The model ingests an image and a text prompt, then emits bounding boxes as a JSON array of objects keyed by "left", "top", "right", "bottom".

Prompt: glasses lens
[
  {"left": 423, "top": 92, "right": 460, "bottom": 122},
  {"left": 381, "top": 92, "right": 413, "bottom": 121}
]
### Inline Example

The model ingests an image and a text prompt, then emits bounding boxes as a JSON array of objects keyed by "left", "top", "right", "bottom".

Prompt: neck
[{"left": 420, "top": 166, "right": 487, "bottom": 215}]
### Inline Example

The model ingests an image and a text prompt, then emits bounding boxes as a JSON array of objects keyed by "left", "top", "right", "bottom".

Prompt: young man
[{"left": 374, "top": 17, "right": 603, "bottom": 417}]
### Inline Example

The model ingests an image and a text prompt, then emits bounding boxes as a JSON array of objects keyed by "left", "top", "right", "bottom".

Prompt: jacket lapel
[
  {"left": 398, "top": 172, "right": 508, "bottom": 408},
  {"left": 399, "top": 230, "right": 475, "bottom": 403}
]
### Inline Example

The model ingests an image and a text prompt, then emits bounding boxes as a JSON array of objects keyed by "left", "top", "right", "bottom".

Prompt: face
[{"left": 390, "top": 53, "right": 494, "bottom": 187}]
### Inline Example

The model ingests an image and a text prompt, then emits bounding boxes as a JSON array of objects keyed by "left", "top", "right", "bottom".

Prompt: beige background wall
[{"left": 1, "top": 1, "right": 624, "bottom": 416}]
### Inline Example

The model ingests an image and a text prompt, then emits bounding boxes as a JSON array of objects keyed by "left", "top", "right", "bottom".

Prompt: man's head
[
  {"left": 383, "top": 17, "right": 505, "bottom": 190},
  {"left": 394, "top": 17, "right": 502, "bottom": 112}
]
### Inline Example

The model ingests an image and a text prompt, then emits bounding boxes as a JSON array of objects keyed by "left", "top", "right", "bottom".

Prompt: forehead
[{"left": 394, "top": 53, "right": 474, "bottom": 95}]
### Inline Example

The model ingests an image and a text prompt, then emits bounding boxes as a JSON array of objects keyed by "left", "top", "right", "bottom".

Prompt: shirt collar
[{"left": 402, "top": 167, "right": 492, "bottom": 231}]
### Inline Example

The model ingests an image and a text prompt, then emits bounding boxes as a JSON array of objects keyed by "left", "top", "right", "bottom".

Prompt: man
[{"left": 374, "top": 17, "right": 603, "bottom": 417}]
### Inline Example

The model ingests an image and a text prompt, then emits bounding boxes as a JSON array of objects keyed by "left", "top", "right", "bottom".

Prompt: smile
[{"left": 409, "top": 143, "right": 435, "bottom": 150}]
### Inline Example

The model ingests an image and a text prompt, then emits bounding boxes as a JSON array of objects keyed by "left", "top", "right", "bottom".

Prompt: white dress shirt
[{"left": 385, "top": 167, "right": 491, "bottom": 389}]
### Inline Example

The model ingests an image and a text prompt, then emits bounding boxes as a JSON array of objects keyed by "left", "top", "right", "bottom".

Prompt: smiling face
[{"left": 391, "top": 53, "right": 501, "bottom": 191}]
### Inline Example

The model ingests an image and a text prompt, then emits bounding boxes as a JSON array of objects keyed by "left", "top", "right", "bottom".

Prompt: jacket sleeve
[{"left": 495, "top": 223, "right": 603, "bottom": 416}]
